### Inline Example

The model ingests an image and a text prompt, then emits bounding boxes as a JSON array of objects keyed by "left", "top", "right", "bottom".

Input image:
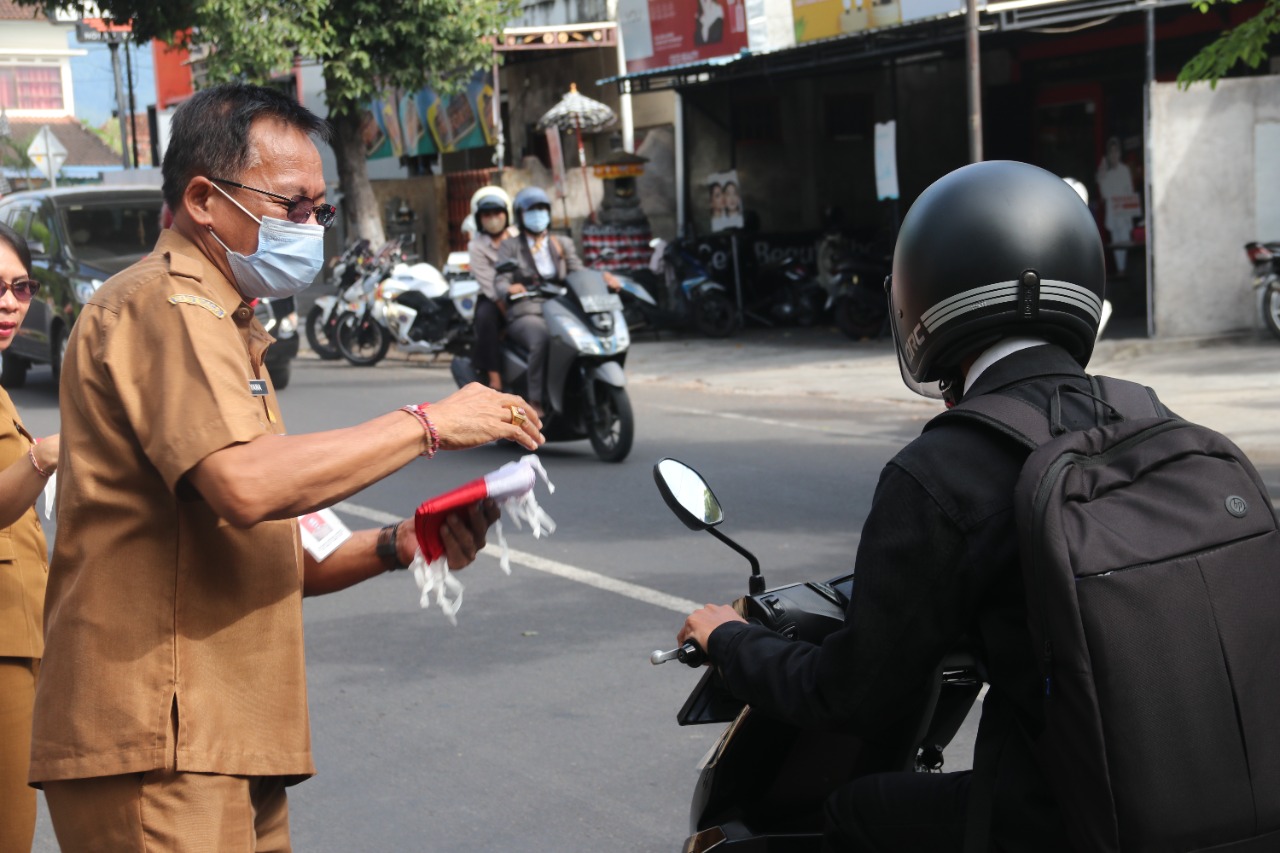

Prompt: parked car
[{"left": 0, "top": 185, "right": 298, "bottom": 390}]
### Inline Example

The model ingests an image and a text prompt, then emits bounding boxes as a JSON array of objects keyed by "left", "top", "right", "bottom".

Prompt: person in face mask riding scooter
[
  {"left": 494, "top": 186, "right": 621, "bottom": 418},
  {"left": 467, "top": 187, "right": 518, "bottom": 392}
]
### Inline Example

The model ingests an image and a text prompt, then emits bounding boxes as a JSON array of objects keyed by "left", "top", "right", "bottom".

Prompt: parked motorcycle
[
  {"left": 335, "top": 253, "right": 479, "bottom": 367},
  {"left": 450, "top": 265, "right": 635, "bottom": 462},
  {"left": 650, "top": 458, "right": 982, "bottom": 851},
  {"left": 1245, "top": 240, "right": 1280, "bottom": 340},
  {"left": 741, "top": 254, "right": 828, "bottom": 328},
  {"left": 306, "top": 237, "right": 378, "bottom": 359},
  {"left": 818, "top": 233, "right": 893, "bottom": 340},
  {"left": 640, "top": 238, "right": 737, "bottom": 338}
]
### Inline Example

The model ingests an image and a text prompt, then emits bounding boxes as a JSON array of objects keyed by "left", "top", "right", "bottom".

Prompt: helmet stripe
[{"left": 921, "top": 279, "right": 1101, "bottom": 331}]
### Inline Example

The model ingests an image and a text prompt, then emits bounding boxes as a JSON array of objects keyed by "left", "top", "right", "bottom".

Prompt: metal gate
[{"left": 446, "top": 168, "right": 497, "bottom": 252}]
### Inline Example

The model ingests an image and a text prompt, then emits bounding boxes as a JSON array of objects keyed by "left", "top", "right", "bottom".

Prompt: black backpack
[{"left": 946, "top": 375, "right": 1280, "bottom": 853}]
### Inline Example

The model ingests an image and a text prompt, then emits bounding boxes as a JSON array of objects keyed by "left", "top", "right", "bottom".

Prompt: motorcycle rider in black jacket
[{"left": 678, "top": 161, "right": 1110, "bottom": 852}]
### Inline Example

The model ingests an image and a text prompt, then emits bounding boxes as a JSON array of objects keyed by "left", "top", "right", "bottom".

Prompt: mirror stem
[{"left": 707, "top": 526, "right": 763, "bottom": 594}]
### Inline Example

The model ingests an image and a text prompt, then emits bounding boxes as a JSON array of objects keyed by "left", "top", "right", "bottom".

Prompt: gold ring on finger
[{"left": 509, "top": 405, "right": 527, "bottom": 426}]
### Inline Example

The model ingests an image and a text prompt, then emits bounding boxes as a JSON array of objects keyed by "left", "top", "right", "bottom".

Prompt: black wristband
[{"left": 377, "top": 523, "right": 409, "bottom": 571}]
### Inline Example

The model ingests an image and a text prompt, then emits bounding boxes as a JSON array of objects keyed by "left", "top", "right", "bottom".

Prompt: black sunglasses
[
  {"left": 0, "top": 277, "right": 40, "bottom": 302},
  {"left": 211, "top": 177, "right": 337, "bottom": 229}
]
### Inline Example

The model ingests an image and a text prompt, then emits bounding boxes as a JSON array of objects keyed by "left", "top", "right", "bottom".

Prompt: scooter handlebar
[{"left": 650, "top": 640, "right": 706, "bottom": 667}]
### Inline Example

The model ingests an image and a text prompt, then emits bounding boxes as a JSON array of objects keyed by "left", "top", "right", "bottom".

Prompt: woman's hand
[
  {"left": 507, "top": 283, "right": 527, "bottom": 296},
  {"left": 428, "top": 383, "right": 544, "bottom": 451}
]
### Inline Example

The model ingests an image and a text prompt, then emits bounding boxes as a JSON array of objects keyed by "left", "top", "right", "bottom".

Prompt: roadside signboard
[{"left": 26, "top": 126, "right": 68, "bottom": 187}]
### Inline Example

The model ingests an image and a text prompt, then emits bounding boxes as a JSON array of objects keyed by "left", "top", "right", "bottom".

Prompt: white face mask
[{"left": 208, "top": 183, "right": 324, "bottom": 299}]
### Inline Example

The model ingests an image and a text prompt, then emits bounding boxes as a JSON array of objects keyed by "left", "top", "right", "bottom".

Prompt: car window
[
  {"left": 9, "top": 206, "right": 33, "bottom": 239},
  {"left": 63, "top": 201, "right": 161, "bottom": 261},
  {"left": 29, "top": 204, "right": 61, "bottom": 259}
]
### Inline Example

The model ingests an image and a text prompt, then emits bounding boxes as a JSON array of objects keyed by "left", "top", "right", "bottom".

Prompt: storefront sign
[
  {"left": 361, "top": 70, "right": 497, "bottom": 160},
  {"left": 791, "top": 0, "right": 961, "bottom": 42},
  {"left": 621, "top": 0, "right": 749, "bottom": 73}
]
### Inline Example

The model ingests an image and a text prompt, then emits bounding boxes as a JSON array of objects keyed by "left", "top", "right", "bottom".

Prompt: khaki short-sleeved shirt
[
  {"left": 31, "top": 229, "right": 314, "bottom": 785},
  {"left": 0, "top": 387, "right": 49, "bottom": 658}
]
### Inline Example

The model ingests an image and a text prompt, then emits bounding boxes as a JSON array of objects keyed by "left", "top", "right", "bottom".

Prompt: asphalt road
[{"left": 24, "top": 321, "right": 1280, "bottom": 851}]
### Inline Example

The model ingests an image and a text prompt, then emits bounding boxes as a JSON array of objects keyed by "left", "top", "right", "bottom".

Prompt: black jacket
[{"left": 706, "top": 344, "right": 1105, "bottom": 850}]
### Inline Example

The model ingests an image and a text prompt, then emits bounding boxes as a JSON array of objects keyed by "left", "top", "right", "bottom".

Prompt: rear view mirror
[{"left": 654, "top": 458, "right": 723, "bottom": 531}]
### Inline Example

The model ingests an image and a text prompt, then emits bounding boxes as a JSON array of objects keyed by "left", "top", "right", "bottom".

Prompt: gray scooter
[{"left": 451, "top": 264, "right": 635, "bottom": 462}]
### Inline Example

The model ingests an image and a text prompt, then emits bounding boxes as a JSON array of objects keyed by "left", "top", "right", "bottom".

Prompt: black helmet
[
  {"left": 475, "top": 193, "right": 509, "bottom": 215},
  {"left": 888, "top": 160, "right": 1105, "bottom": 397}
]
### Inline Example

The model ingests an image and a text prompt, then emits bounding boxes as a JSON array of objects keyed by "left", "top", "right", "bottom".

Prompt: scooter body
[
  {"left": 651, "top": 459, "right": 982, "bottom": 852},
  {"left": 1245, "top": 241, "right": 1280, "bottom": 340},
  {"left": 451, "top": 268, "right": 636, "bottom": 462}
]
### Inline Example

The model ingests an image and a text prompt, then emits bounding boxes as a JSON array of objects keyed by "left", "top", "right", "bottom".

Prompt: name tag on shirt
[{"left": 249, "top": 379, "right": 269, "bottom": 397}]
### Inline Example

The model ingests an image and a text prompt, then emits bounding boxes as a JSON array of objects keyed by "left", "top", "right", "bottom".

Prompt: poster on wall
[
  {"left": 874, "top": 121, "right": 899, "bottom": 201},
  {"left": 708, "top": 169, "right": 744, "bottom": 232},
  {"left": 362, "top": 70, "right": 497, "bottom": 160},
  {"left": 622, "top": 0, "right": 750, "bottom": 74},
  {"left": 790, "top": 0, "right": 960, "bottom": 42}
]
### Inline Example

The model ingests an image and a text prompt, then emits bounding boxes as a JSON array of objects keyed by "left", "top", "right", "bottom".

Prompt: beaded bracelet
[
  {"left": 27, "top": 442, "right": 50, "bottom": 478},
  {"left": 400, "top": 403, "right": 440, "bottom": 458}
]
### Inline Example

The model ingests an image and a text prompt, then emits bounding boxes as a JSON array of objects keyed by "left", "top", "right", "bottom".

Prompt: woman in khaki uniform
[{"left": 0, "top": 222, "right": 59, "bottom": 853}]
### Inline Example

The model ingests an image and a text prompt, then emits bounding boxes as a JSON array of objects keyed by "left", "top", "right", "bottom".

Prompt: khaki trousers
[
  {"left": 44, "top": 771, "right": 291, "bottom": 853},
  {"left": 0, "top": 657, "right": 38, "bottom": 853}
]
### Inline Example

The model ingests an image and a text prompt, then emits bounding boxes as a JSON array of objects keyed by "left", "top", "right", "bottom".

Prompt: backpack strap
[
  {"left": 1091, "top": 375, "right": 1165, "bottom": 420},
  {"left": 946, "top": 393, "right": 1054, "bottom": 450}
]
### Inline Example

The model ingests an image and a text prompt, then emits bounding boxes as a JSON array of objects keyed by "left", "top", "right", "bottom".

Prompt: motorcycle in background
[
  {"left": 647, "top": 238, "right": 738, "bottom": 338},
  {"left": 335, "top": 253, "right": 478, "bottom": 367},
  {"left": 817, "top": 232, "right": 893, "bottom": 341},
  {"left": 1245, "top": 241, "right": 1280, "bottom": 340},
  {"left": 450, "top": 264, "right": 635, "bottom": 462},
  {"left": 306, "top": 237, "right": 379, "bottom": 359},
  {"left": 741, "top": 254, "right": 828, "bottom": 328},
  {"left": 650, "top": 458, "right": 982, "bottom": 851}
]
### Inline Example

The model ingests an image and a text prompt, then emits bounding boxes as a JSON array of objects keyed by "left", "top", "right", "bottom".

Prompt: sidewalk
[{"left": 626, "top": 327, "right": 1280, "bottom": 466}]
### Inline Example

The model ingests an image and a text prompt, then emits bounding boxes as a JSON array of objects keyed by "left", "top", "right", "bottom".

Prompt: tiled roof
[
  {"left": 2, "top": 116, "right": 121, "bottom": 167},
  {"left": 0, "top": 1, "right": 43, "bottom": 21}
]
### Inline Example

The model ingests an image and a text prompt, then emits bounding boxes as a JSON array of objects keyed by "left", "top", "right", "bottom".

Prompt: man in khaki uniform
[{"left": 31, "top": 82, "right": 543, "bottom": 851}]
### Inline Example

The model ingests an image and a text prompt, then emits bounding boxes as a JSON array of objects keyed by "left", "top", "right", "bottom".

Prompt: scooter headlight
[
  {"left": 612, "top": 309, "right": 630, "bottom": 351},
  {"left": 589, "top": 312, "right": 614, "bottom": 334},
  {"left": 564, "top": 316, "right": 604, "bottom": 355}
]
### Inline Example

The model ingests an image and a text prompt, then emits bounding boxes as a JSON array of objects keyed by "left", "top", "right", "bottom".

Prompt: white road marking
[
  {"left": 651, "top": 403, "right": 906, "bottom": 446},
  {"left": 333, "top": 500, "right": 703, "bottom": 614}
]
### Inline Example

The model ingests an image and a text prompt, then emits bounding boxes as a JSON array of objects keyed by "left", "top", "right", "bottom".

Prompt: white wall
[{"left": 1151, "top": 76, "right": 1280, "bottom": 337}]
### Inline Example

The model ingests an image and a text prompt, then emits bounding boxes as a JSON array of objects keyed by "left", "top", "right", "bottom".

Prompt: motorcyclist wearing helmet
[
  {"left": 468, "top": 186, "right": 518, "bottom": 391},
  {"left": 678, "top": 161, "right": 1107, "bottom": 852},
  {"left": 494, "top": 186, "right": 621, "bottom": 417}
]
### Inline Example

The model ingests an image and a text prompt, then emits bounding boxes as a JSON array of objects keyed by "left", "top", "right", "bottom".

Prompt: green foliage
[
  {"left": 1178, "top": 0, "right": 1280, "bottom": 88},
  {"left": 16, "top": 0, "right": 518, "bottom": 114}
]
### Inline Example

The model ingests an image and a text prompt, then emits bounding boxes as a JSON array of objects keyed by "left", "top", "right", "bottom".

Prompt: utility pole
[
  {"left": 965, "top": 0, "right": 983, "bottom": 163},
  {"left": 125, "top": 41, "right": 139, "bottom": 168},
  {"left": 76, "top": 19, "right": 132, "bottom": 169}
]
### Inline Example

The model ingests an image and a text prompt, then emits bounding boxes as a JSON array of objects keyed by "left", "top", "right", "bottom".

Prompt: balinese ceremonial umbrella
[{"left": 536, "top": 83, "right": 616, "bottom": 221}]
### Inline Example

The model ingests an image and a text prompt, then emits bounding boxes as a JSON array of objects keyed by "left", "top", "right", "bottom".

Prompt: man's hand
[
  {"left": 429, "top": 383, "right": 544, "bottom": 451},
  {"left": 603, "top": 272, "right": 622, "bottom": 292},
  {"left": 678, "top": 603, "right": 746, "bottom": 654},
  {"left": 508, "top": 282, "right": 527, "bottom": 296},
  {"left": 397, "top": 499, "right": 500, "bottom": 571}
]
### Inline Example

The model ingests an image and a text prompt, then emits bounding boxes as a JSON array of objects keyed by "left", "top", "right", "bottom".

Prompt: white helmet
[{"left": 470, "top": 186, "right": 513, "bottom": 219}]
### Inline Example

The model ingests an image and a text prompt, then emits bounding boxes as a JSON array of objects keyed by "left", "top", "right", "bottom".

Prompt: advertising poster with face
[
  {"left": 622, "top": 0, "right": 749, "bottom": 74},
  {"left": 709, "top": 169, "right": 744, "bottom": 232}
]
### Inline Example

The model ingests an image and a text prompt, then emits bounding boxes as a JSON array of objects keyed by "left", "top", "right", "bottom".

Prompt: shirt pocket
[{"left": 0, "top": 527, "right": 16, "bottom": 563}]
